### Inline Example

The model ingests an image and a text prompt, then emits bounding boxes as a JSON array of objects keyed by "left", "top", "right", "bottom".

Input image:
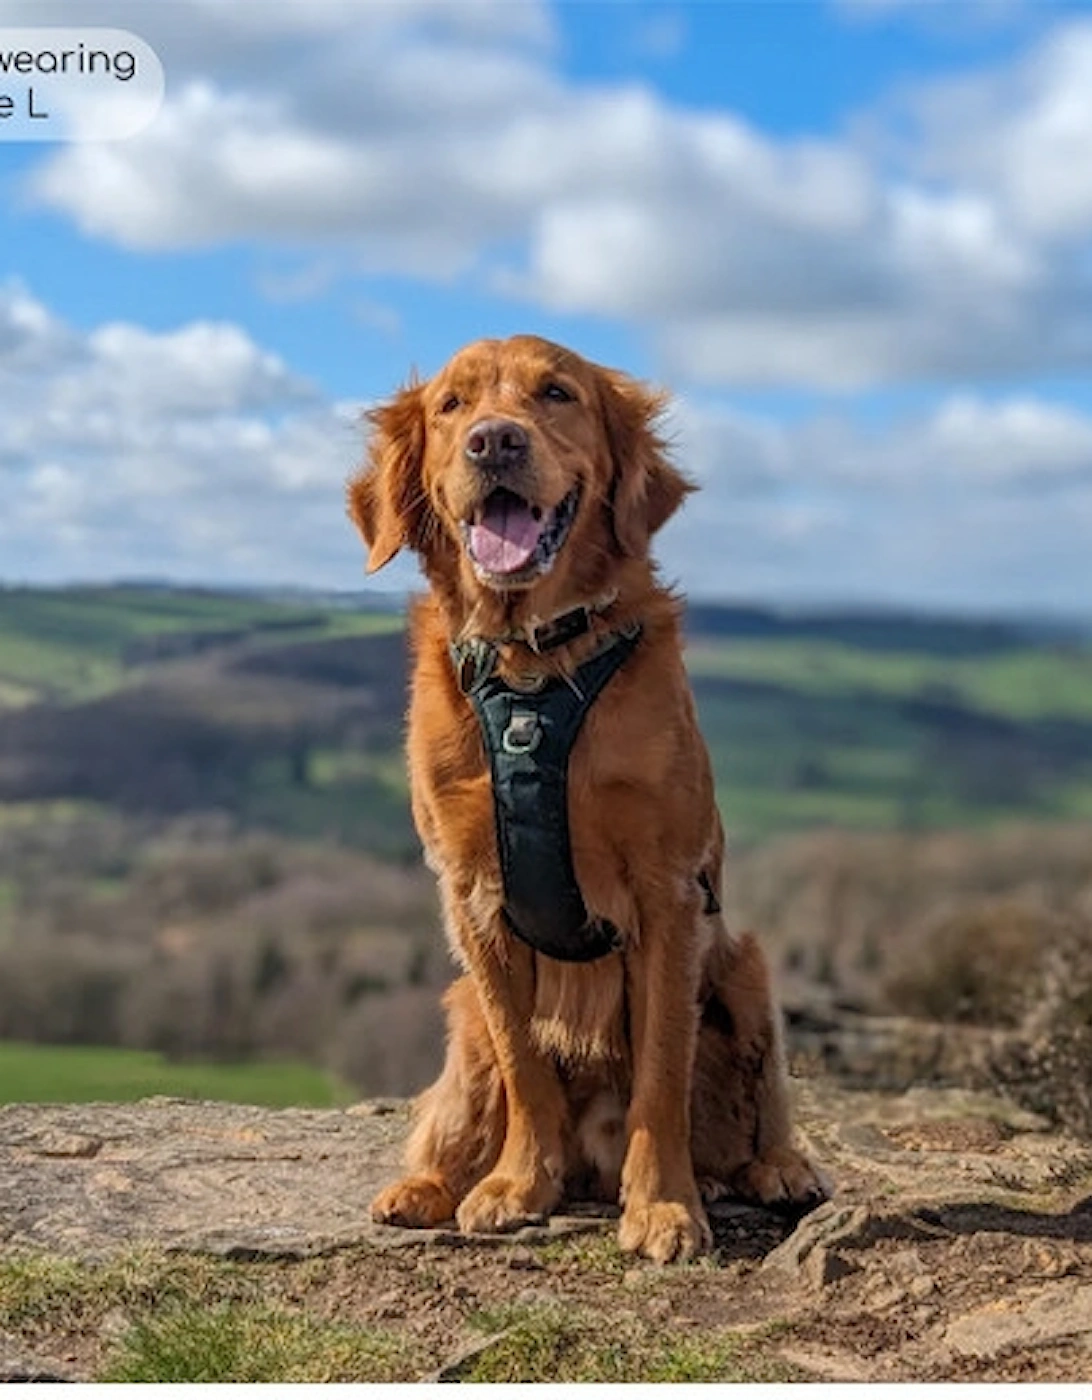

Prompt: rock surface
[
  {"left": 3, "top": 1079, "right": 1092, "bottom": 1381},
  {"left": 0, "top": 1097, "right": 409, "bottom": 1260}
]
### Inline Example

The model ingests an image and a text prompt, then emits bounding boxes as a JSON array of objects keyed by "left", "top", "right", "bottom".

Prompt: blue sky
[{"left": 1, "top": 0, "right": 1091, "bottom": 617}]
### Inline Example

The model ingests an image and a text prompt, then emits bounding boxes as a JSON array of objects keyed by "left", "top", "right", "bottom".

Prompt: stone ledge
[
  {"left": 0, "top": 1080, "right": 1085, "bottom": 1262},
  {"left": 3, "top": 1081, "right": 1092, "bottom": 1381}
]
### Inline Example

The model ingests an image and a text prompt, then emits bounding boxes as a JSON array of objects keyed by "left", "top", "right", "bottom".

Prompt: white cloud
[
  {"left": 87, "top": 321, "right": 315, "bottom": 416},
  {"left": 661, "top": 390, "right": 1092, "bottom": 612},
  {"left": 0, "top": 285, "right": 79, "bottom": 372},
  {"left": 0, "top": 285, "right": 363, "bottom": 587},
  {"left": 665, "top": 476, "right": 1092, "bottom": 616},
  {"left": 924, "top": 395, "right": 1092, "bottom": 483},
  {"left": 19, "top": 6, "right": 1092, "bottom": 391},
  {"left": 677, "top": 390, "right": 1092, "bottom": 492},
  {"left": 28, "top": 63, "right": 563, "bottom": 272},
  {"left": 900, "top": 18, "right": 1092, "bottom": 241}
]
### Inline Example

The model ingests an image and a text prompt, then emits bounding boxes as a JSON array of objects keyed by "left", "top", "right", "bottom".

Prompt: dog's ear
[
  {"left": 600, "top": 368, "right": 694, "bottom": 558},
  {"left": 347, "top": 381, "right": 427, "bottom": 573}
]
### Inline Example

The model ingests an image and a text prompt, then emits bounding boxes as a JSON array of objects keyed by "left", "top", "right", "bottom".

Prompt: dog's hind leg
[
  {"left": 691, "top": 928, "right": 830, "bottom": 1208},
  {"left": 371, "top": 975, "right": 505, "bottom": 1228}
]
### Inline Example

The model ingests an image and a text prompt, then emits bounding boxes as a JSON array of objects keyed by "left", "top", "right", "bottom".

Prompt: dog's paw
[
  {"left": 371, "top": 1174, "right": 455, "bottom": 1228},
  {"left": 732, "top": 1148, "right": 831, "bottom": 1209},
  {"left": 455, "top": 1173, "right": 558, "bottom": 1235},
  {"left": 618, "top": 1200, "right": 711, "bottom": 1264}
]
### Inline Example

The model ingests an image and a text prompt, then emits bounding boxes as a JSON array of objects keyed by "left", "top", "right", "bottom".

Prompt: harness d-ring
[{"left": 502, "top": 710, "right": 542, "bottom": 755}]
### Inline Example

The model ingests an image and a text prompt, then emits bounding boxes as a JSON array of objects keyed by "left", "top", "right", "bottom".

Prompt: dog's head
[{"left": 348, "top": 335, "right": 692, "bottom": 614}]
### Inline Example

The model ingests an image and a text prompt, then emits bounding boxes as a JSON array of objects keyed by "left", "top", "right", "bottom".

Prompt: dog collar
[{"left": 451, "top": 591, "right": 620, "bottom": 694}]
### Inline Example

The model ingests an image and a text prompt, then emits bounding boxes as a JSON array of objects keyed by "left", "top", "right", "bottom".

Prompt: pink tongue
[{"left": 469, "top": 494, "right": 544, "bottom": 575}]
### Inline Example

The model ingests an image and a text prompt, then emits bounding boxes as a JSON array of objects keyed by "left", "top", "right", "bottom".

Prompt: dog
[{"left": 348, "top": 335, "right": 827, "bottom": 1263}]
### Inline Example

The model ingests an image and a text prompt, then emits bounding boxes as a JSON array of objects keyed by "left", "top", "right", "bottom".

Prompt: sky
[{"left": 1, "top": 0, "right": 1092, "bottom": 618}]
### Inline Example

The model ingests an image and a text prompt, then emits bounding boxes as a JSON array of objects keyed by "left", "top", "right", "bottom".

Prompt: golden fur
[{"left": 348, "top": 335, "right": 827, "bottom": 1262}]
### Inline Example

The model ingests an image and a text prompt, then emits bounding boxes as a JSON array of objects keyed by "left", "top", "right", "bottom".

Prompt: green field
[
  {"left": 685, "top": 636, "right": 1092, "bottom": 723},
  {"left": 684, "top": 631, "right": 1092, "bottom": 842},
  {"left": 0, "top": 584, "right": 401, "bottom": 702},
  {"left": 0, "top": 1042, "right": 355, "bottom": 1108}
]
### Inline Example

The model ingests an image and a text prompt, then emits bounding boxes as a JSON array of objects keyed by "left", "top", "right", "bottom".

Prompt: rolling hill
[
  {"left": 0, "top": 582, "right": 1089, "bottom": 1105},
  {"left": 1, "top": 583, "right": 1090, "bottom": 846}
]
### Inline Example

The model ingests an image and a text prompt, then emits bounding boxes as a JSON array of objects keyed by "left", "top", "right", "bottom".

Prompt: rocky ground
[{"left": 3, "top": 1079, "right": 1092, "bottom": 1381}]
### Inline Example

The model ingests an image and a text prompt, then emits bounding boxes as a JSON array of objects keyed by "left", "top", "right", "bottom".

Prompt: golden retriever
[{"left": 348, "top": 335, "right": 827, "bottom": 1263}]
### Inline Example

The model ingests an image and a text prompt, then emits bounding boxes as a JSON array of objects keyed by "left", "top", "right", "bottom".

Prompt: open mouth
[{"left": 463, "top": 485, "right": 580, "bottom": 585}]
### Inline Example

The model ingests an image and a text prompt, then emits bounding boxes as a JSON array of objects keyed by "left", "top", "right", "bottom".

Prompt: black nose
[{"left": 464, "top": 418, "right": 529, "bottom": 471}]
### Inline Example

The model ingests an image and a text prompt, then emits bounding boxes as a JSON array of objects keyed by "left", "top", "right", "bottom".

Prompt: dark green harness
[{"left": 452, "top": 622, "right": 642, "bottom": 963}]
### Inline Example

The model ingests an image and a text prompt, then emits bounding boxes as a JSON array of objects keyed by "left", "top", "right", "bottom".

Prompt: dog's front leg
[
  {"left": 448, "top": 892, "right": 568, "bottom": 1234},
  {"left": 619, "top": 885, "right": 711, "bottom": 1263}
]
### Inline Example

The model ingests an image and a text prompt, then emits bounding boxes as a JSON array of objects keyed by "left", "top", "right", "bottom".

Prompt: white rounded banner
[{"left": 0, "top": 28, "right": 163, "bottom": 141}]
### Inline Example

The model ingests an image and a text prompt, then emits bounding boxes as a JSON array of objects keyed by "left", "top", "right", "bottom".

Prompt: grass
[
  {"left": 1, "top": 1251, "right": 798, "bottom": 1383},
  {"left": 0, "top": 677, "right": 36, "bottom": 709},
  {"left": 0, "top": 1250, "right": 202, "bottom": 1331},
  {"left": 686, "top": 636, "right": 1092, "bottom": 722},
  {"left": 687, "top": 637, "right": 941, "bottom": 698},
  {"left": 101, "top": 1302, "right": 419, "bottom": 1383},
  {"left": 0, "top": 586, "right": 400, "bottom": 701},
  {"left": 240, "top": 755, "right": 417, "bottom": 855},
  {"left": 0, "top": 800, "right": 110, "bottom": 829},
  {"left": 0, "top": 1041, "right": 355, "bottom": 1108},
  {"left": 458, "top": 1304, "right": 805, "bottom": 1384},
  {"left": 695, "top": 663, "right": 1092, "bottom": 843},
  {"left": 0, "top": 1251, "right": 422, "bottom": 1383}
]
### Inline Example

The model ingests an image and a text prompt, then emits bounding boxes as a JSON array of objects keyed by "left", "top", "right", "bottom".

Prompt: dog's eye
[
  {"left": 439, "top": 394, "right": 461, "bottom": 414},
  {"left": 541, "top": 382, "right": 573, "bottom": 404}
]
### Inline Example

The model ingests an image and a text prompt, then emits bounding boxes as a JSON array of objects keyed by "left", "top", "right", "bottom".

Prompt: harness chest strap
[{"left": 453, "top": 625, "right": 642, "bottom": 963}]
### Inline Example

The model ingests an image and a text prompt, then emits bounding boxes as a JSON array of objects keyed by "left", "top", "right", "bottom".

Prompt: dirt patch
[
  {"left": 3, "top": 1081, "right": 1092, "bottom": 1381},
  {"left": 881, "top": 1116, "right": 1014, "bottom": 1153}
]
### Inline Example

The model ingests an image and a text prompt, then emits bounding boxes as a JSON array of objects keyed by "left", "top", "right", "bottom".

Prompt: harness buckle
[{"left": 502, "top": 709, "right": 542, "bottom": 755}]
